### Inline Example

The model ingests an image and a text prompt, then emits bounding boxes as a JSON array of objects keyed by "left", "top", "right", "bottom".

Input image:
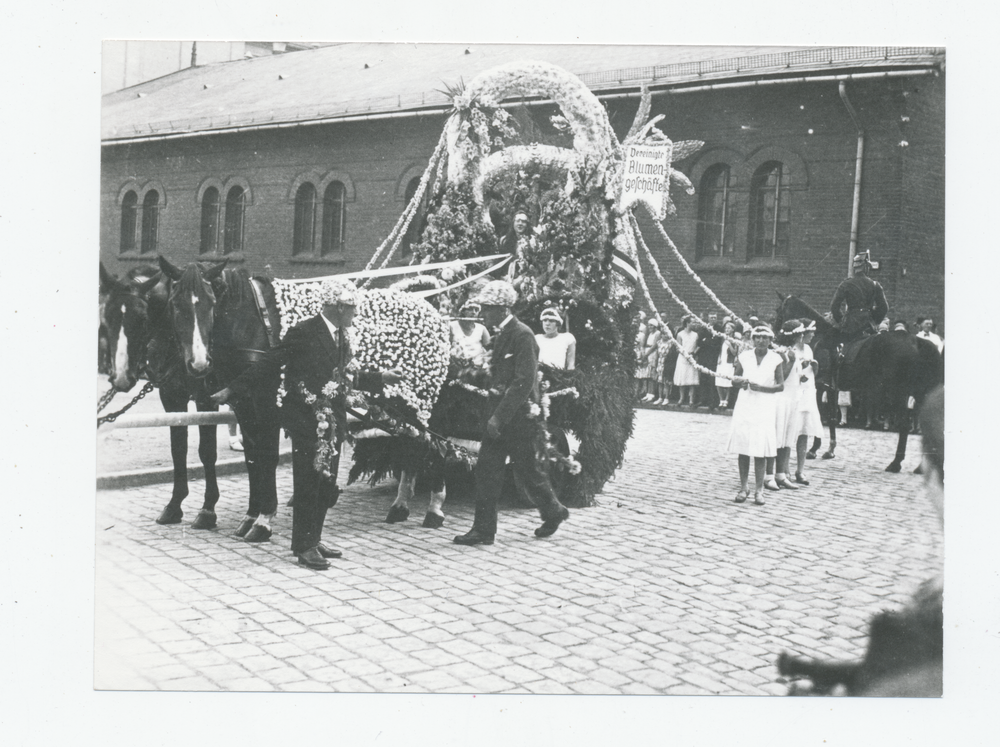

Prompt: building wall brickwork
[{"left": 100, "top": 73, "right": 944, "bottom": 331}]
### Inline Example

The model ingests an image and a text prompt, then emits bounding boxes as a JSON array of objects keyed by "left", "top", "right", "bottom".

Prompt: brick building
[{"left": 100, "top": 44, "right": 945, "bottom": 331}]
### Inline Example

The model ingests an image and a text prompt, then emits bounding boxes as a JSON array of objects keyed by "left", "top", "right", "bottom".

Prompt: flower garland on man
[{"left": 211, "top": 279, "right": 402, "bottom": 570}]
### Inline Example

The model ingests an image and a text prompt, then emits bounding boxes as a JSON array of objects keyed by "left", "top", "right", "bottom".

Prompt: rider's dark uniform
[{"left": 830, "top": 271, "right": 888, "bottom": 341}]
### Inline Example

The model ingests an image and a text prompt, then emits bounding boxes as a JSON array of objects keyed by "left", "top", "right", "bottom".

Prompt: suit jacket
[
  {"left": 228, "top": 314, "right": 382, "bottom": 441},
  {"left": 489, "top": 316, "right": 541, "bottom": 431}
]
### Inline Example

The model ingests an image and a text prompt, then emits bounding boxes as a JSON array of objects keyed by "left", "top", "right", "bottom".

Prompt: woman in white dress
[
  {"left": 791, "top": 319, "right": 824, "bottom": 484},
  {"left": 714, "top": 321, "right": 741, "bottom": 409},
  {"left": 640, "top": 319, "right": 662, "bottom": 402},
  {"left": 767, "top": 320, "right": 806, "bottom": 491},
  {"left": 727, "top": 323, "right": 787, "bottom": 505},
  {"left": 535, "top": 307, "right": 576, "bottom": 370},
  {"left": 450, "top": 303, "right": 491, "bottom": 367},
  {"left": 673, "top": 315, "right": 701, "bottom": 406}
]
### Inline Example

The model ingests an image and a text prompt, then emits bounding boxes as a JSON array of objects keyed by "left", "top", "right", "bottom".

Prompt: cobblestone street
[{"left": 95, "top": 408, "right": 941, "bottom": 694}]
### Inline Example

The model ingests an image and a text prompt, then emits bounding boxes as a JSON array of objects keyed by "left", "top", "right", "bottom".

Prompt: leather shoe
[
  {"left": 316, "top": 542, "right": 343, "bottom": 559},
  {"left": 453, "top": 530, "right": 494, "bottom": 546},
  {"left": 794, "top": 474, "right": 810, "bottom": 485},
  {"left": 764, "top": 479, "right": 781, "bottom": 491},
  {"left": 535, "top": 506, "right": 570, "bottom": 538},
  {"left": 776, "top": 477, "right": 798, "bottom": 490},
  {"left": 296, "top": 547, "right": 330, "bottom": 570}
]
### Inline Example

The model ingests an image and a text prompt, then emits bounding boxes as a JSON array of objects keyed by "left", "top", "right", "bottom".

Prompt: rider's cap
[{"left": 853, "top": 252, "right": 870, "bottom": 266}]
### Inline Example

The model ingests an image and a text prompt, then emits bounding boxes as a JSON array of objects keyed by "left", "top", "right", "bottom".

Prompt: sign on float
[{"left": 618, "top": 142, "right": 673, "bottom": 220}]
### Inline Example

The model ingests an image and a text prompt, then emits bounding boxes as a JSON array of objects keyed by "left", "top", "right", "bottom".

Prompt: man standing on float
[{"left": 453, "top": 280, "right": 570, "bottom": 546}]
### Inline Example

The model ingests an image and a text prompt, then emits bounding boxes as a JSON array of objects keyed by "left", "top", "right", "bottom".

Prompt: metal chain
[
  {"left": 97, "top": 385, "right": 118, "bottom": 413},
  {"left": 97, "top": 381, "right": 155, "bottom": 427}
]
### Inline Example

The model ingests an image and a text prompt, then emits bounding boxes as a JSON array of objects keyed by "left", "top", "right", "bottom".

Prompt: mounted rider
[{"left": 830, "top": 252, "right": 889, "bottom": 344}]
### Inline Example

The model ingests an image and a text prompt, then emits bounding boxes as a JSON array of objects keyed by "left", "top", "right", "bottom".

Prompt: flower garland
[
  {"left": 359, "top": 128, "right": 450, "bottom": 282},
  {"left": 642, "top": 205, "right": 744, "bottom": 324},
  {"left": 351, "top": 289, "right": 450, "bottom": 425},
  {"left": 627, "top": 212, "right": 746, "bottom": 349},
  {"left": 298, "top": 381, "right": 343, "bottom": 480},
  {"left": 473, "top": 144, "right": 583, "bottom": 213}
]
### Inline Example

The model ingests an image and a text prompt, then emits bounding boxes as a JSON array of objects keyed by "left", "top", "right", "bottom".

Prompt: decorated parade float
[{"left": 270, "top": 60, "right": 721, "bottom": 511}]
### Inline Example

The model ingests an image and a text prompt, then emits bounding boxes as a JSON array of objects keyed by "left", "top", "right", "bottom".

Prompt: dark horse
[
  {"left": 775, "top": 294, "right": 942, "bottom": 472},
  {"left": 146, "top": 257, "right": 282, "bottom": 535},
  {"left": 99, "top": 262, "right": 159, "bottom": 392}
]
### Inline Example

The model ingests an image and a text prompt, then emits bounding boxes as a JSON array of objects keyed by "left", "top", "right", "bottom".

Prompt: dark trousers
[
  {"left": 472, "top": 423, "right": 565, "bottom": 537},
  {"left": 290, "top": 434, "right": 341, "bottom": 554}
]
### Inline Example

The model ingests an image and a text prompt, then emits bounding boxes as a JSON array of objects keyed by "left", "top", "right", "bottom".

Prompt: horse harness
[{"left": 233, "top": 277, "right": 278, "bottom": 363}]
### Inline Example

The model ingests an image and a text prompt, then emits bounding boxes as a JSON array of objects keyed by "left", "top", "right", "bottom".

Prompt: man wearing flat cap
[
  {"left": 213, "top": 279, "right": 401, "bottom": 569},
  {"left": 454, "top": 280, "right": 570, "bottom": 546}
]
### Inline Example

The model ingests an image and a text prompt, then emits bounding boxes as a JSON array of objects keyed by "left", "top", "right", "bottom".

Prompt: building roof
[{"left": 102, "top": 43, "right": 944, "bottom": 143}]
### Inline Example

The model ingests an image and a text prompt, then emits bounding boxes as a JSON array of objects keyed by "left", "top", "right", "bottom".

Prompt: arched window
[
  {"left": 400, "top": 176, "right": 426, "bottom": 257},
  {"left": 696, "top": 164, "right": 734, "bottom": 259},
  {"left": 120, "top": 190, "right": 138, "bottom": 254},
  {"left": 293, "top": 182, "right": 317, "bottom": 256},
  {"left": 223, "top": 186, "right": 246, "bottom": 255},
  {"left": 140, "top": 190, "right": 160, "bottom": 255},
  {"left": 199, "top": 186, "right": 220, "bottom": 255},
  {"left": 748, "top": 161, "right": 791, "bottom": 259},
  {"left": 320, "top": 181, "right": 346, "bottom": 257}
]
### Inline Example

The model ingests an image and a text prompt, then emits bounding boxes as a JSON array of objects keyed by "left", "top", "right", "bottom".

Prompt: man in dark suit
[
  {"left": 453, "top": 281, "right": 569, "bottom": 546},
  {"left": 212, "top": 279, "right": 400, "bottom": 569}
]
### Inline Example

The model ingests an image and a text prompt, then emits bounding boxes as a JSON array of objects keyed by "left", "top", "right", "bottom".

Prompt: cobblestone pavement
[{"left": 95, "top": 408, "right": 942, "bottom": 694}]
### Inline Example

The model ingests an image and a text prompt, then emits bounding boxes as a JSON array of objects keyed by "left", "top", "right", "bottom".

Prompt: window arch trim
[
  {"left": 138, "top": 179, "right": 167, "bottom": 208},
  {"left": 395, "top": 162, "right": 429, "bottom": 201},
  {"left": 738, "top": 144, "right": 808, "bottom": 189},
  {"left": 288, "top": 169, "right": 356, "bottom": 203}
]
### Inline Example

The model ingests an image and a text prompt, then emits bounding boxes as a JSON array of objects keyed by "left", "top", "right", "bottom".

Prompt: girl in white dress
[
  {"left": 715, "top": 321, "right": 740, "bottom": 409},
  {"left": 535, "top": 307, "right": 576, "bottom": 370},
  {"left": 641, "top": 319, "right": 662, "bottom": 402},
  {"left": 791, "top": 319, "right": 824, "bottom": 484},
  {"left": 673, "top": 315, "right": 701, "bottom": 406},
  {"left": 768, "top": 320, "right": 806, "bottom": 491},
  {"left": 727, "top": 324, "right": 787, "bottom": 505},
  {"left": 450, "top": 303, "right": 491, "bottom": 367}
]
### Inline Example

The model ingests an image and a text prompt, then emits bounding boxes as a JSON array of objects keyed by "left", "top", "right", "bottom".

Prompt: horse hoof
[
  {"left": 155, "top": 506, "right": 183, "bottom": 525},
  {"left": 821, "top": 452, "right": 835, "bottom": 460},
  {"left": 190, "top": 510, "right": 217, "bottom": 530},
  {"left": 806, "top": 451, "right": 817, "bottom": 460},
  {"left": 885, "top": 462, "right": 902, "bottom": 473},
  {"left": 233, "top": 517, "right": 255, "bottom": 538},
  {"left": 422, "top": 512, "right": 445, "bottom": 529},
  {"left": 386, "top": 505, "right": 410, "bottom": 523},
  {"left": 243, "top": 524, "right": 272, "bottom": 543}
]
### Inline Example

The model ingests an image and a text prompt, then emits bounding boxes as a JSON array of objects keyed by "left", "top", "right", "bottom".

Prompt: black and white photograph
[{"left": 5, "top": 5, "right": 997, "bottom": 745}]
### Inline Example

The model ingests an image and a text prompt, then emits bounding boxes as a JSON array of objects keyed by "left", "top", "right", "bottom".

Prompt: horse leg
[
  {"left": 422, "top": 459, "right": 446, "bottom": 528},
  {"left": 386, "top": 468, "right": 414, "bottom": 523},
  {"left": 189, "top": 400, "right": 220, "bottom": 529},
  {"left": 241, "top": 402, "right": 280, "bottom": 543},
  {"left": 156, "top": 388, "right": 189, "bottom": 525},
  {"left": 885, "top": 402, "right": 908, "bottom": 473}
]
